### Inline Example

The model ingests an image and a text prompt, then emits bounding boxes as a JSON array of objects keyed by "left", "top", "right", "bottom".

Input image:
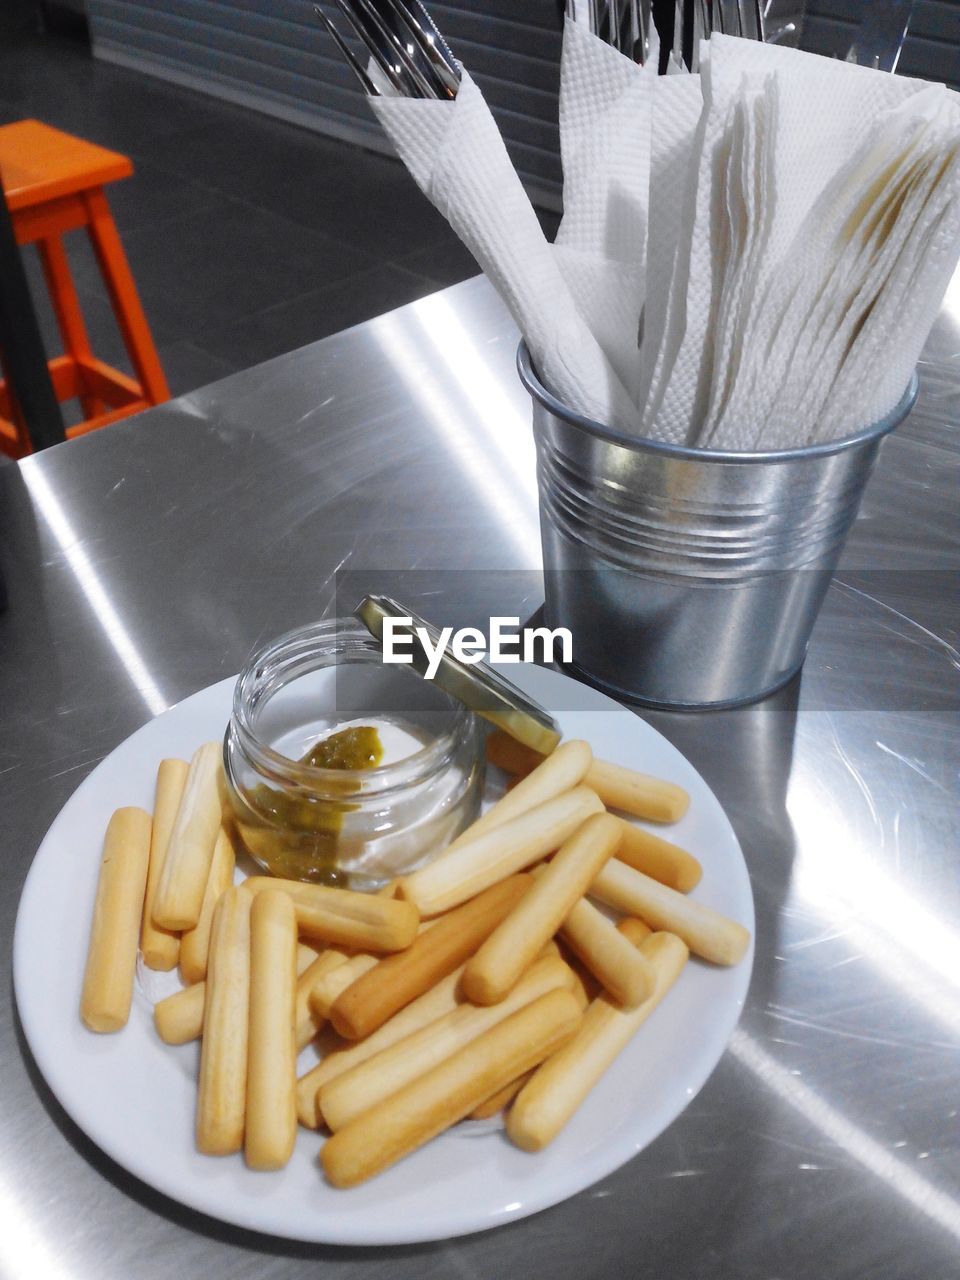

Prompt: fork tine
[
  {"left": 670, "top": 0, "right": 684, "bottom": 69},
  {"left": 352, "top": 0, "right": 438, "bottom": 97},
  {"left": 314, "top": 5, "right": 382, "bottom": 95},
  {"left": 636, "top": 0, "right": 651, "bottom": 61},
  {"left": 754, "top": 0, "right": 765, "bottom": 40},
  {"left": 381, "top": 0, "right": 459, "bottom": 97},
  {"left": 331, "top": 0, "right": 412, "bottom": 95}
]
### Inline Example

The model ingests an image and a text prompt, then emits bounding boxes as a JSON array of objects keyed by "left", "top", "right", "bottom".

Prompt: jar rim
[{"left": 229, "top": 617, "right": 474, "bottom": 798}]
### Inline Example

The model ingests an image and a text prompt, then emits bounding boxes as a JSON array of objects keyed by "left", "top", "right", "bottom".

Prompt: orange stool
[{"left": 0, "top": 119, "right": 170, "bottom": 458}]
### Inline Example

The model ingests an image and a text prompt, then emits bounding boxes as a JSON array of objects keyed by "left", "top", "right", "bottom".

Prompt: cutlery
[
  {"left": 315, "top": 0, "right": 459, "bottom": 100},
  {"left": 314, "top": 5, "right": 381, "bottom": 96}
]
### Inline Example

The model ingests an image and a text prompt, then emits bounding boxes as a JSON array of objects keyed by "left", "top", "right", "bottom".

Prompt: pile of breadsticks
[{"left": 80, "top": 731, "right": 751, "bottom": 1188}]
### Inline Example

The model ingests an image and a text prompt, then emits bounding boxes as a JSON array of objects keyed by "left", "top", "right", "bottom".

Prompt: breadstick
[
  {"left": 245, "top": 890, "right": 298, "bottom": 1170},
  {"left": 560, "top": 895, "right": 655, "bottom": 1008},
  {"left": 309, "top": 953, "right": 379, "bottom": 1020},
  {"left": 179, "top": 826, "right": 235, "bottom": 984},
  {"left": 321, "top": 988, "right": 582, "bottom": 1187},
  {"left": 320, "top": 954, "right": 575, "bottom": 1131},
  {"left": 294, "top": 882, "right": 396, "bottom": 1032},
  {"left": 330, "top": 875, "right": 532, "bottom": 1040},
  {"left": 196, "top": 886, "right": 251, "bottom": 1155},
  {"left": 616, "top": 917, "right": 652, "bottom": 947},
  {"left": 243, "top": 877, "right": 417, "bottom": 952},
  {"left": 485, "top": 730, "right": 689, "bottom": 824},
  {"left": 153, "top": 742, "right": 224, "bottom": 930},
  {"left": 508, "top": 930, "right": 687, "bottom": 1151},
  {"left": 590, "top": 858, "right": 750, "bottom": 966},
  {"left": 453, "top": 740, "right": 592, "bottom": 846},
  {"left": 614, "top": 818, "right": 701, "bottom": 891},
  {"left": 81, "top": 807, "right": 152, "bottom": 1032},
  {"left": 469, "top": 1070, "right": 533, "bottom": 1120},
  {"left": 293, "top": 896, "right": 418, "bottom": 951},
  {"left": 463, "top": 813, "right": 622, "bottom": 1005},
  {"left": 297, "top": 964, "right": 467, "bottom": 1129},
  {"left": 401, "top": 787, "right": 603, "bottom": 917},
  {"left": 155, "top": 937, "right": 320, "bottom": 1045},
  {"left": 154, "top": 980, "right": 206, "bottom": 1045},
  {"left": 585, "top": 759, "right": 688, "bottom": 824},
  {"left": 294, "top": 947, "right": 350, "bottom": 1049},
  {"left": 141, "top": 760, "right": 188, "bottom": 970},
  {"left": 566, "top": 963, "right": 593, "bottom": 1008},
  {"left": 296, "top": 941, "right": 324, "bottom": 969},
  {"left": 565, "top": 915, "right": 646, "bottom": 1005}
]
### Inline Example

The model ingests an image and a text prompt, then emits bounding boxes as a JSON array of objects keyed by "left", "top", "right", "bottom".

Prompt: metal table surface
[{"left": 1, "top": 274, "right": 958, "bottom": 1280}]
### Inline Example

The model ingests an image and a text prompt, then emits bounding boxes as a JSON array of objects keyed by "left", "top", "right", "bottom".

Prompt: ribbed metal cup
[{"left": 518, "top": 342, "right": 918, "bottom": 709}]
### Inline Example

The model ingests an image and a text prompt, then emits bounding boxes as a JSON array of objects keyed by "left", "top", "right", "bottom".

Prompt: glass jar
[{"left": 223, "top": 619, "right": 483, "bottom": 890}]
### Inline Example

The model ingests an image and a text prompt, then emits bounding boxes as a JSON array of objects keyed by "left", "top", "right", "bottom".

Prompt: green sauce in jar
[
  {"left": 234, "top": 726, "right": 384, "bottom": 885},
  {"left": 300, "top": 725, "right": 383, "bottom": 770}
]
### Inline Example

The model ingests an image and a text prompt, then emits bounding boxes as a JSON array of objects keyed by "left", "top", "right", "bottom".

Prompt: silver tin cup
[{"left": 517, "top": 342, "right": 918, "bottom": 709}]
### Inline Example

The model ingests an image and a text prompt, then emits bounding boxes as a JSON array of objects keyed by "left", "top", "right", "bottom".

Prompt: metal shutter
[
  {"left": 86, "top": 1, "right": 960, "bottom": 211},
  {"left": 87, "top": 0, "right": 564, "bottom": 206}
]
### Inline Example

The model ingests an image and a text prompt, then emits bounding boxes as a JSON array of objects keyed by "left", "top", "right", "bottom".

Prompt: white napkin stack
[
  {"left": 713, "top": 87, "right": 960, "bottom": 448},
  {"left": 368, "top": 24, "right": 960, "bottom": 452},
  {"left": 666, "top": 36, "right": 958, "bottom": 449}
]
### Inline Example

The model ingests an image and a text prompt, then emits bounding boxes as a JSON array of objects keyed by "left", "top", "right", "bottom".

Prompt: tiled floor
[{"left": 0, "top": 20, "right": 559, "bottom": 403}]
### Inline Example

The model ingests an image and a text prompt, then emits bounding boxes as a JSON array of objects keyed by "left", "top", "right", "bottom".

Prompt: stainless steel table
[{"left": 2, "top": 274, "right": 958, "bottom": 1279}]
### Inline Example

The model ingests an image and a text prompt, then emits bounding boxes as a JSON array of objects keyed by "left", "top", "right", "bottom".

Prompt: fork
[
  {"left": 682, "top": 2, "right": 766, "bottom": 67},
  {"left": 568, "top": 0, "right": 765, "bottom": 71},
  {"left": 566, "top": 2, "right": 654, "bottom": 64},
  {"left": 315, "top": 1, "right": 459, "bottom": 99}
]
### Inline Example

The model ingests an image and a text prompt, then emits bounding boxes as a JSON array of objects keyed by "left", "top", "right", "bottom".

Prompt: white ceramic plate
[{"left": 14, "top": 664, "right": 754, "bottom": 1245}]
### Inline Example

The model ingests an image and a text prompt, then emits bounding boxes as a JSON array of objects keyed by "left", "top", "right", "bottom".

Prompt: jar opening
[{"left": 231, "top": 619, "right": 474, "bottom": 800}]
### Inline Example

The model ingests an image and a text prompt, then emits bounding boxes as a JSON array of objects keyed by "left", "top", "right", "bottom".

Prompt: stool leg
[
  {"left": 82, "top": 187, "right": 170, "bottom": 405},
  {"left": 0, "top": 191, "right": 65, "bottom": 454},
  {"left": 0, "top": 350, "right": 32, "bottom": 456},
  {"left": 37, "top": 235, "right": 103, "bottom": 418}
]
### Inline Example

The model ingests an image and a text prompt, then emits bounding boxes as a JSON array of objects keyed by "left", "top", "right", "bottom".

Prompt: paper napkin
[
  {"left": 653, "top": 34, "right": 931, "bottom": 447},
  {"left": 370, "top": 70, "right": 640, "bottom": 431},
  {"left": 707, "top": 84, "right": 960, "bottom": 448},
  {"left": 552, "top": 21, "right": 659, "bottom": 403},
  {"left": 636, "top": 70, "right": 705, "bottom": 437}
]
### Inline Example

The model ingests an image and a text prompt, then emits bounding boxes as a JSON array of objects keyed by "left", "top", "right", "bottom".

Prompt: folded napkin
[
  {"left": 552, "top": 21, "right": 659, "bottom": 405},
  {"left": 370, "top": 70, "right": 640, "bottom": 432}
]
